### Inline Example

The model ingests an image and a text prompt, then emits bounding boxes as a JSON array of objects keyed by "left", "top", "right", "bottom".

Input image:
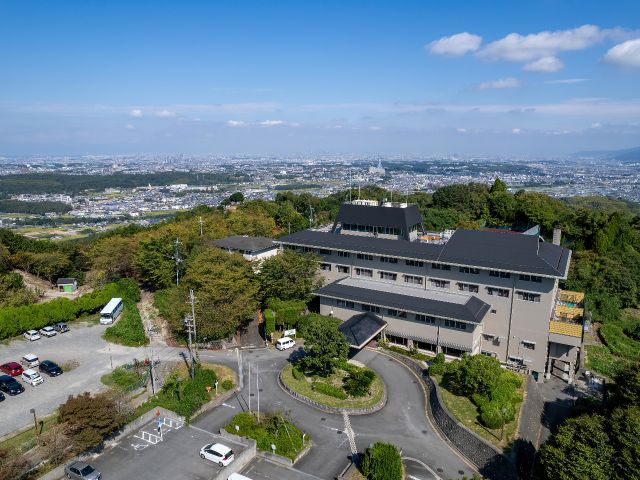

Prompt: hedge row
[
  {"left": 312, "top": 381, "right": 347, "bottom": 399},
  {"left": 103, "top": 303, "right": 148, "bottom": 347},
  {"left": 0, "top": 278, "right": 139, "bottom": 340}
]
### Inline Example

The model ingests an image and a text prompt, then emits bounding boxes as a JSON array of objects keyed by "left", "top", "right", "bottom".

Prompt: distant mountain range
[{"left": 573, "top": 146, "right": 640, "bottom": 162}]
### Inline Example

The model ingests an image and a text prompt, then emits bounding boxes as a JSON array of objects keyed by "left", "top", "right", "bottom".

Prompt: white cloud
[
  {"left": 259, "top": 119, "right": 284, "bottom": 126},
  {"left": 523, "top": 56, "right": 564, "bottom": 72},
  {"left": 369, "top": 126, "right": 382, "bottom": 131},
  {"left": 476, "top": 77, "right": 521, "bottom": 90},
  {"left": 512, "top": 128, "right": 521, "bottom": 134},
  {"left": 478, "top": 25, "right": 605, "bottom": 62},
  {"left": 226, "top": 120, "right": 245, "bottom": 127},
  {"left": 155, "top": 109, "right": 175, "bottom": 117},
  {"left": 427, "top": 32, "right": 483, "bottom": 56},
  {"left": 129, "top": 109, "right": 143, "bottom": 118},
  {"left": 591, "top": 122, "right": 602, "bottom": 128},
  {"left": 456, "top": 127, "right": 467, "bottom": 133},
  {"left": 125, "top": 124, "right": 135, "bottom": 129},
  {"left": 604, "top": 38, "right": 640, "bottom": 66},
  {"left": 544, "top": 78, "right": 588, "bottom": 84}
]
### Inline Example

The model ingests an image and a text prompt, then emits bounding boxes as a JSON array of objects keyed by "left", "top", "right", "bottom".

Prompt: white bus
[{"left": 100, "top": 298, "right": 123, "bottom": 325}]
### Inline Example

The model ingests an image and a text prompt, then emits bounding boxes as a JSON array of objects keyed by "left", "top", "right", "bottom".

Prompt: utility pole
[
  {"left": 173, "top": 238, "right": 183, "bottom": 286},
  {"left": 188, "top": 289, "right": 198, "bottom": 362},
  {"left": 308, "top": 206, "right": 314, "bottom": 227},
  {"left": 198, "top": 216, "right": 204, "bottom": 237},
  {"left": 248, "top": 361, "right": 251, "bottom": 412},
  {"left": 256, "top": 364, "right": 260, "bottom": 421}
]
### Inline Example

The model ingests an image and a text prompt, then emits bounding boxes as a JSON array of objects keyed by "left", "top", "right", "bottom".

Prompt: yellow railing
[
  {"left": 558, "top": 290, "right": 584, "bottom": 304},
  {"left": 549, "top": 320, "right": 582, "bottom": 338}
]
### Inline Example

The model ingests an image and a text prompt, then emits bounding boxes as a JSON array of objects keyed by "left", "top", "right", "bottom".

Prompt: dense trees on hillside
[{"left": 0, "top": 199, "right": 72, "bottom": 214}]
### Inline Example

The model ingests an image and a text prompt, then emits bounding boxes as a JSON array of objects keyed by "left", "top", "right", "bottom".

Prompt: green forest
[{"left": 0, "top": 199, "right": 72, "bottom": 215}]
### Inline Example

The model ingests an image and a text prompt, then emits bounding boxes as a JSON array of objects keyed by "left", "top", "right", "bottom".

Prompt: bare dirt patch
[{"left": 14, "top": 269, "right": 93, "bottom": 304}]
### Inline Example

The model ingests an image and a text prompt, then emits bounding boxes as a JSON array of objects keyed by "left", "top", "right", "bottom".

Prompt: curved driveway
[{"left": 197, "top": 347, "right": 473, "bottom": 480}]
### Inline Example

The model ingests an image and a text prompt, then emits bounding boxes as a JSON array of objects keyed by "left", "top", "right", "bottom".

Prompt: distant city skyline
[{"left": 1, "top": 1, "right": 639, "bottom": 156}]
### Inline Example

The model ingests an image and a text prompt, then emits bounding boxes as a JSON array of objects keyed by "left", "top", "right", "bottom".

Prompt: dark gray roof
[
  {"left": 56, "top": 278, "right": 76, "bottom": 285},
  {"left": 332, "top": 203, "right": 423, "bottom": 241},
  {"left": 213, "top": 236, "right": 276, "bottom": 253},
  {"left": 318, "top": 280, "right": 490, "bottom": 323},
  {"left": 338, "top": 312, "right": 387, "bottom": 349},
  {"left": 279, "top": 227, "right": 571, "bottom": 278}
]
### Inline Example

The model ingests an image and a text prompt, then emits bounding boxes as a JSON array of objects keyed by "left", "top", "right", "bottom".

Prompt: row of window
[
  {"left": 517, "top": 291, "right": 541, "bottom": 302},
  {"left": 341, "top": 223, "right": 403, "bottom": 235}
]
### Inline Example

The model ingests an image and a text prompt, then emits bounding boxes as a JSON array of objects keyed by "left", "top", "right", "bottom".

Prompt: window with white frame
[
  {"left": 415, "top": 314, "right": 436, "bottom": 324},
  {"left": 431, "top": 263, "right": 451, "bottom": 270},
  {"left": 357, "top": 253, "right": 374, "bottom": 261},
  {"left": 519, "top": 274, "right": 542, "bottom": 283},
  {"left": 320, "top": 263, "right": 332, "bottom": 271},
  {"left": 459, "top": 266, "right": 480, "bottom": 274},
  {"left": 355, "top": 268, "right": 373, "bottom": 278},
  {"left": 403, "top": 274, "right": 423, "bottom": 285},
  {"left": 487, "top": 287, "right": 510, "bottom": 297},
  {"left": 516, "top": 291, "right": 541, "bottom": 302},
  {"left": 489, "top": 270, "right": 511, "bottom": 278},
  {"left": 379, "top": 271, "right": 398, "bottom": 281},
  {"left": 336, "top": 299, "right": 355, "bottom": 309},
  {"left": 444, "top": 319, "right": 467, "bottom": 330},
  {"left": 337, "top": 265, "right": 350, "bottom": 274},
  {"left": 361, "top": 304, "right": 381, "bottom": 313},
  {"left": 458, "top": 283, "right": 479, "bottom": 293},
  {"left": 430, "top": 279, "right": 450, "bottom": 289},
  {"left": 337, "top": 251, "right": 350, "bottom": 258},
  {"left": 380, "top": 256, "right": 398, "bottom": 264},
  {"left": 405, "top": 259, "right": 424, "bottom": 267}
]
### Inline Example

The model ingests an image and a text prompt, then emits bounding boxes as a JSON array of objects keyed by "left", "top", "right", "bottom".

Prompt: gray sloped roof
[
  {"left": 332, "top": 203, "right": 423, "bottom": 240},
  {"left": 278, "top": 227, "right": 571, "bottom": 278},
  {"left": 318, "top": 278, "right": 490, "bottom": 324},
  {"left": 56, "top": 278, "right": 76, "bottom": 285},
  {"left": 338, "top": 312, "right": 387, "bottom": 349},
  {"left": 213, "top": 236, "right": 276, "bottom": 253}
]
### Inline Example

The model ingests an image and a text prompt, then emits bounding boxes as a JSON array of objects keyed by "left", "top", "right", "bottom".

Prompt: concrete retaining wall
[{"left": 214, "top": 431, "right": 257, "bottom": 480}]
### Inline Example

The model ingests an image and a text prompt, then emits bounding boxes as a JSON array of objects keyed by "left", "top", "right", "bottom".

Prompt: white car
[
  {"left": 199, "top": 443, "right": 234, "bottom": 467},
  {"left": 39, "top": 326, "right": 57, "bottom": 338},
  {"left": 24, "top": 330, "right": 41, "bottom": 342},
  {"left": 21, "top": 353, "right": 40, "bottom": 368},
  {"left": 21, "top": 369, "right": 44, "bottom": 386},
  {"left": 276, "top": 336, "right": 296, "bottom": 351}
]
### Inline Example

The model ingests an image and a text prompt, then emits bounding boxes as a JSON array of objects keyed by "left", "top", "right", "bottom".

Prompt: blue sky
[{"left": 1, "top": 0, "right": 639, "bottom": 156}]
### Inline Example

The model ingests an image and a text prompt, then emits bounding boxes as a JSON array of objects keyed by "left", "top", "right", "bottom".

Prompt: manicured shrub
[
  {"left": 312, "top": 381, "right": 347, "bottom": 399},
  {"left": 343, "top": 369, "right": 376, "bottom": 397},
  {"left": 297, "top": 313, "right": 342, "bottom": 338},
  {"left": 292, "top": 366, "right": 305, "bottom": 381},
  {"left": 221, "top": 379, "right": 234, "bottom": 391},
  {"left": 360, "top": 442, "right": 403, "bottom": 480}
]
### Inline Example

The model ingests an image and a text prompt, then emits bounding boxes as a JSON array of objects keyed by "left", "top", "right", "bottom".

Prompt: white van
[
  {"left": 228, "top": 474, "right": 253, "bottom": 480},
  {"left": 276, "top": 336, "right": 296, "bottom": 351},
  {"left": 21, "top": 369, "right": 44, "bottom": 386},
  {"left": 21, "top": 353, "right": 40, "bottom": 368}
]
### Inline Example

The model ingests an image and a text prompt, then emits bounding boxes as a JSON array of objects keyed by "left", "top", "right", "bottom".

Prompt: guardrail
[{"left": 381, "top": 349, "right": 517, "bottom": 480}]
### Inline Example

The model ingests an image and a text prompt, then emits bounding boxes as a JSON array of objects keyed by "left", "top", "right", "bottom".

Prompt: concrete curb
[{"left": 277, "top": 366, "right": 387, "bottom": 415}]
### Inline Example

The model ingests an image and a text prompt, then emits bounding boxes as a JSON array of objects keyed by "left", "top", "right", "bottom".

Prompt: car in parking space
[
  {"left": 200, "top": 442, "right": 235, "bottom": 467},
  {"left": 0, "top": 375, "right": 25, "bottom": 395},
  {"left": 276, "top": 336, "right": 296, "bottom": 351},
  {"left": 54, "top": 322, "right": 69, "bottom": 333},
  {"left": 64, "top": 461, "right": 101, "bottom": 480},
  {"left": 39, "top": 360, "right": 63, "bottom": 377},
  {"left": 21, "top": 353, "right": 40, "bottom": 369},
  {"left": 21, "top": 369, "right": 44, "bottom": 386},
  {"left": 0, "top": 391, "right": 4, "bottom": 402},
  {"left": 24, "top": 330, "right": 41, "bottom": 341},
  {"left": 39, "top": 326, "right": 57, "bottom": 337},
  {"left": 0, "top": 362, "right": 23, "bottom": 377}
]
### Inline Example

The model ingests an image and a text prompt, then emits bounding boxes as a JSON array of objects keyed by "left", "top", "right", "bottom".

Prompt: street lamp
[{"left": 30, "top": 408, "right": 38, "bottom": 442}]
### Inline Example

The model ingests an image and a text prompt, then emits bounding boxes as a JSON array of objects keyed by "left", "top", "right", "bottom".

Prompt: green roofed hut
[{"left": 56, "top": 278, "right": 77, "bottom": 293}]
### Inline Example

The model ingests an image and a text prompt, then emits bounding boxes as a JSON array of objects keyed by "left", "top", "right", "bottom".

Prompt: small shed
[{"left": 56, "top": 278, "right": 77, "bottom": 293}]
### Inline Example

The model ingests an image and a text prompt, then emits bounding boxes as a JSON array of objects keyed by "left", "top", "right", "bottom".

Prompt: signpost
[{"left": 284, "top": 328, "right": 296, "bottom": 338}]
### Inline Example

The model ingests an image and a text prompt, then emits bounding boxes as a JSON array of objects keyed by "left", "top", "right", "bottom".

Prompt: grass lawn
[
  {"left": 432, "top": 374, "right": 523, "bottom": 452},
  {"left": 173, "top": 362, "right": 236, "bottom": 390},
  {"left": 281, "top": 363, "right": 384, "bottom": 409},
  {"left": 101, "top": 365, "right": 147, "bottom": 390},
  {"left": 0, "top": 414, "right": 58, "bottom": 454},
  {"left": 225, "top": 412, "right": 307, "bottom": 461}
]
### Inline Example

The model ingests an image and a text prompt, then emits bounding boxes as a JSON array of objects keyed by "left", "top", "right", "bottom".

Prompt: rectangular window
[
  {"left": 379, "top": 271, "right": 398, "bottom": 281},
  {"left": 459, "top": 267, "right": 480, "bottom": 275},
  {"left": 337, "top": 251, "right": 350, "bottom": 258},
  {"left": 431, "top": 263, "right": 451, "bottom": 270},
  {"left": 521, "top": 340, "right": 536, "bottom": 350},
  {"left": 357, "top": 253, "right": 374, "bottom": 261},
  {"left": 355, "top": 268, "right": 373, "bottom": 278},
  {"left": 487, "top": 287, "right": 510, "bottom": 297},
  {"left": 336, "top": 299, "right": 355, "bottom": 309},
  {"left": 303, "top": 247, "right": 317, "bottom": 253},
  {"left": 337, "top": 265, "right": 350, "bottom": 274},
  {"left": 405, "top": 260, "right": 425, "bottom": 267},
  {"left": 519, "top": 274, "right": 542, "bottom": 283},
  {"left": 361, "top": 304, "right": 381, "bottom": 314},
  {"left": 517, "top": 291, "right": 541, "bottom": 302},
  {"left": 489, "top": 270, "right": 511, "bottom": 278},
  {"left": 380, "top": 256, "right": 398, "bottom": 264},
  {"left": 320, "top": 249, "right": 332, "bottom": 255},
  {"left": 458, "top": 283, "right": 479, "bottom": 293},
  {"left": 403, "top": 274, "right": 424, "bottom": 285},
  {"left": 430, "top": 279, "right": 450, "bottom": 289},
  {"left": 320, "top": 263, "right": 332, "bottom": 271},
  {"left": 415, "top": 314, "right": 436, "bottom": 324},
  {"left": 444, "top": 320, "right": 467, "bottom": 330},
  {"left": 387, "top": 309, "right": 407, "bottom": 318}
]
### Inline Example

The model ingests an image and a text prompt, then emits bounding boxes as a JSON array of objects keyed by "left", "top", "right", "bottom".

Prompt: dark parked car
[
  {"left": 0, "top": 375, "right": 25, "bottom": 395},
  {"left": 54, "top": 322, "right": 69, "bottom": 333},
  {"left": 64, "top": 461, "right": 101, "bottom": 480},
  {"left": 39, "top": 360, "right": 63, "bottom": 377},
  {"left": 0, "top": 362, "right": 23, "bottom": 377},
  {"left": 0, "top": 391, "right": 5, "bottom": 402}
]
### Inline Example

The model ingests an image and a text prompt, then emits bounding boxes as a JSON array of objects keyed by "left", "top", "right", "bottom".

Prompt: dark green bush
[
  {"left": 312, "top": 381, "right": 347, "bottom": 399},
  {"left": 360, "top": 442, "right": 403, "bottom": 480},
  {"left": 292, "top": 366, "right": 305, "bottom": 381},
  {"left": 103, "top": 304, "right": 147, "bottom": 346},
  {"left": 264, "top": 309, "right": 276, "bottom": 335},
  {"left": 221, "top": 379, "right": 234, "bottom": 391},
  {"left": 297, "top": 313, "right": 342, "bottom": 338},
  {"left": 343, "top": 369, "right": 376, "bottom": 397}
]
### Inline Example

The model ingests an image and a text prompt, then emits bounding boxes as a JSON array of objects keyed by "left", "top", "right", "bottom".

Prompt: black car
[
  {"left": 39, "top": 360, "right": 63, "bottom": 377},
  {"left": 0, "top": 391, "right": 5, "bottom": 402},
  {"left": 0, "top": 375, "right": 25, "bottom": 395},
  {"left": 53, "top": 322, "right": 69, "bottom": 333}
]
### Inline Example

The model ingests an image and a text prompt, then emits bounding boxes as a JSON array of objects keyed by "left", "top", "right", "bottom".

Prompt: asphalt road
[{"left": 0, "top": 321, "right": 181, "bottom": 438}]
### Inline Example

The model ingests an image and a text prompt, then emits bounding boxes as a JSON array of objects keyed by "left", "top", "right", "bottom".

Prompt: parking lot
[
  {"left": 240, "top": 457, "right": 324, "bottom": 480},
  {"left": 90, "top": 421, "right": 248, "bottom": 480},
  {"left": 0, "top": 321, "right": 180, "bottom": 437}
]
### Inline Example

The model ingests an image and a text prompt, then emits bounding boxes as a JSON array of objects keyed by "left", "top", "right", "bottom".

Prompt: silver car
[{"left": 64, "top": 461, "right": 101, "bottom": 480}]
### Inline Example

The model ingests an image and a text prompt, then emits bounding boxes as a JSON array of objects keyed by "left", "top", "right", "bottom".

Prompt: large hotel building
[{"left": 278, "top": 200, "right": 584, "bottom": 381}]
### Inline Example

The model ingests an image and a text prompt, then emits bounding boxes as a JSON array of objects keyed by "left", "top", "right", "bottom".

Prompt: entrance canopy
[{"left": 338, "top": 312, "right": 387, "bottom": 349}]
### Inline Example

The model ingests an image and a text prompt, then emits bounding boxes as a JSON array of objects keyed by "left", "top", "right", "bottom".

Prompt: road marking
[
  {"left": 222, "top": 402, "right": 236, "bottom": 409},
  {"left": 187, "top": 424, "right": 219, "bottom": 437},
  {"left": 342, "top": 412, "right": 358, "bottom": 455},
  {"left": 403, "top": 457, "right": 443, "bottom": 480}
]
